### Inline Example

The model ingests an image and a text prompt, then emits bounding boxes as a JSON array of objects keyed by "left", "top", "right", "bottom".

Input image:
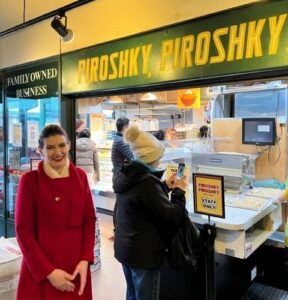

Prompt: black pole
[{"left": 203, "top": 223, "right": 216, "bottom": 300}]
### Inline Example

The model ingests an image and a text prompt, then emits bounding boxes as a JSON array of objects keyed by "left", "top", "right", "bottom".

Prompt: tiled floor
[
  {"left": 91, "top": 213, "right": 126, "bottom": 300},
  {"left": 91, "top": 214, "right": 288, "bottom": 300},
  {"left": 246, "top": 282, "right": 288, "bottom": 300}
]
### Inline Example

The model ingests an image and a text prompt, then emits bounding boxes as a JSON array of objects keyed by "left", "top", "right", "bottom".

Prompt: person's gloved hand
[
  {"left": 174, "top": 175, "right": 188, "bottom": 192},
  {"left": 273, "top": 190, "right": 288, "bottom": 204},
  {"left": 165, "top": 174, "right": 176, "bottom": 189}
]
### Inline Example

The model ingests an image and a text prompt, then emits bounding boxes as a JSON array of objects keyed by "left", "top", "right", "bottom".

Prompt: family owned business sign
[
  {"left": 6, "top": 61, "right": 58, "bottom": 99},
  {"left": 62, "top": 0, "right": 288, "bottom": 94}
]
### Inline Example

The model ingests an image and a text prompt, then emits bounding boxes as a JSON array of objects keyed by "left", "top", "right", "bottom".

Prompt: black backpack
[{"left": 167, "top": 210, "right": 201, "bottom": 271}]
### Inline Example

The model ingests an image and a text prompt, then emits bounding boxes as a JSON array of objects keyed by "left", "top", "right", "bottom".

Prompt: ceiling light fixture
[
  {"left": 140, "top": 92, "right": 157, "bottom": 101},
  {"left": 51, "top": 12, "right": 74, "bottom": 43},
  {"left": 108, "top": 95, "right": 124, "bottom": 104},
  {"left": 103, "top": 96, "right": 124, "bottom": 105}
]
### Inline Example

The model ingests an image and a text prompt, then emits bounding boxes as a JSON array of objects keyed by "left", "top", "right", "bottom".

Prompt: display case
[
  {"left": 96, "top": 140, "right": 113, "bottom": 193},
  {"left": 160, "top": 140, "right": 283, "bottom": 259},
  {"left": 91, "top": 137, "right": 231, "bottom": 212},
  {"left": 91, "top": 137, "right": 200, "bottom": 211},
  {"left": 90, "top": 132, "right": 283, "bottom": 262},
  {"left": 91, "top": 139, "right": 115, "bottom": 212}
]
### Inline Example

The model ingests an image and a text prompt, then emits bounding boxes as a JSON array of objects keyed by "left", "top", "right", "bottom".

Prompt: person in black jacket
[
  {"left": 113, "top": 125, "right": 187, "bottom": 300},
  {"left": 111, "top": 118, "right": 134, "bottom": 238},
  {"left": 111, "top": 117, "right": 134, "bottom": 173}
]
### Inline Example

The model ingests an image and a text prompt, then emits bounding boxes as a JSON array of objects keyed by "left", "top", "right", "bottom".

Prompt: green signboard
[
  {"left": 62, "top": 0, "right": 288, "bottom": 94},
  {"left": 6, "top": 61, "right": 59, "bottom": 99}
]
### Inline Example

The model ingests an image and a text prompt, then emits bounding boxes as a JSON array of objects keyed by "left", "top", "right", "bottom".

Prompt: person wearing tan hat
[{"left": 113, "top": 125, "right": 187, "bottom": 300}]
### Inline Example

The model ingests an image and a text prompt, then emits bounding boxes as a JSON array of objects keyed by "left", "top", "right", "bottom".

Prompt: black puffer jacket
[{"left": 114, "top": 161, "right": 185, "bottom": 269}]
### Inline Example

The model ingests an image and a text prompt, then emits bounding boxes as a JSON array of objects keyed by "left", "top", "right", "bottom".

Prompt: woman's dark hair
[
  {"left": 38, "top": 124, "right": 70, "bottom": 148},
  {"left": 78, "top": 128, "right": 91, "bottom": 138},
  {"left": 152, "top": 129, "right": 165, "bottom": 141},
  {"left": 199, "top": 125, "right": 209, "bottom": 138},
  {"left": 116, "top": 117, "right": 129, "bottom": 132}
]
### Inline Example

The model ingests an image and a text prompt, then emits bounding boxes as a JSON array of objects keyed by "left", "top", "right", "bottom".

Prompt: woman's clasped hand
[{"left": 47, "top": 260, "right": 89, "bottom": 295}]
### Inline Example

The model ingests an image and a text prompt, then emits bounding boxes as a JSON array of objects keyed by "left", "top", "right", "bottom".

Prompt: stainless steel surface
[{"left": 191, "top": 152, "right": 259, "bottom": 191}]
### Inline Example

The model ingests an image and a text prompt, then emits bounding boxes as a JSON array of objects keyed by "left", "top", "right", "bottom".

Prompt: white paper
[
  {"left": 27, "top": 122, "right": 39, "bottom": 148},
  {"left": 12, "top": 122, "right": 22, "bottom": 147},
  {"left": 0, "top": 237, "right": 22, "bottom": 262}
]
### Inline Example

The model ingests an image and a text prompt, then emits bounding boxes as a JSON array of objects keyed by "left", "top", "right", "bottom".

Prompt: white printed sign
[
  {"left": 12, "top": 123, "right": 22, "bottom": 147},
  {"left": 27, "top": 122, "right": 39, "bottom": 148}
]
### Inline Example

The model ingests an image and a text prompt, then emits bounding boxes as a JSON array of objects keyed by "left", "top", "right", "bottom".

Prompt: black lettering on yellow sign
[{"left": 202, "top": 198, "right": 217, "bottom": 210}]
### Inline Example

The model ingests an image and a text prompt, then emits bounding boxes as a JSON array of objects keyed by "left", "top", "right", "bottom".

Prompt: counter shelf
[{"left": 189, "top": 192, "right": 282, "bottom": 259}]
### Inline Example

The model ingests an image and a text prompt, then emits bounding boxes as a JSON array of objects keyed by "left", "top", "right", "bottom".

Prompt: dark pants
[{"left": 122, "top": 265, "right": 160, "bottom": 300}]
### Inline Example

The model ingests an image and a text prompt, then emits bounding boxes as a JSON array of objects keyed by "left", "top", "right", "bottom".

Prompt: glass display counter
[
  {"left": 96, "top": 139, "right": 113, "bottom": 193},
  {"left": 91, "top": 137, "right": 219, "bottom": 212},
  {"left": 91, "top": 139, "right": 114, "bottom": 212}
]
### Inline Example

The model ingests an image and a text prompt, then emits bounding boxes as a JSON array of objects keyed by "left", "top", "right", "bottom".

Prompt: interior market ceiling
[
  {"left": 0, "top": 0, "right": 261, "bottom": 34},
  {"left": 0, "top": 0, "right": 77, "bottom": 32}
]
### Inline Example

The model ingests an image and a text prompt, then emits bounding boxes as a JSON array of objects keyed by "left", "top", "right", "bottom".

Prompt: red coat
[{"left": 15, "top": 161, "right": 96, "bottom": 300}]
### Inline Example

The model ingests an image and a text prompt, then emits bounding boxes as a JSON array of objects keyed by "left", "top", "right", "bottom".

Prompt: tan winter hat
[{"left": 125, "top": 125, "right": 164, "bottom": 164}]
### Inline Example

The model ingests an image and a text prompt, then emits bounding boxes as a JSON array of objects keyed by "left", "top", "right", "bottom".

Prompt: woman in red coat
[{"left": 15, "top": 124, "right": 96, "bottom": 300}]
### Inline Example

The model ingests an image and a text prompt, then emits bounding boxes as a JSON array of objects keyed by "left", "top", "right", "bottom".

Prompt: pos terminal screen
[{"left": 242, "top": 118, "right": 276, "bottom": 146}]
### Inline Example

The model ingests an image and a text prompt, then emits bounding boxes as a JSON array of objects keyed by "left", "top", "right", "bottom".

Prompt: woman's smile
[{"left": 39, "top": 134, "right": 70, "bottom": 171}]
